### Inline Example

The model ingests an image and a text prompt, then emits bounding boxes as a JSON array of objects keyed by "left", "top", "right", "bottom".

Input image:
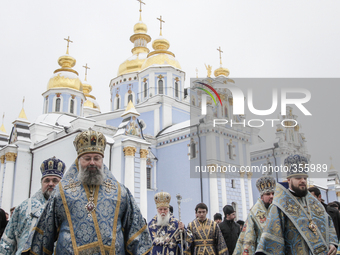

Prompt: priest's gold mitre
[
  {"left": 256, "top": 176, "right": 276, "bottom": 195},
  {"left": 154, "top": 191, "right": 171, "bottom": 208},
  {"left": 73, "top": 128, "right": 107, "bottom": 158}
]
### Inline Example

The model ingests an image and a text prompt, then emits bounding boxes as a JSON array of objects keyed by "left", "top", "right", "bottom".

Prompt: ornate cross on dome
[
  {"left": 157, "top": 15, "right": 165, "bottom": 36},
  {"left": 137, "top": 0, "right": 145, "bottom": 21},
  {"left": 83, "top": 63, "right": 90, "bottom": 82},
  {"left": 64, "top": 36, "right": 73, "bottom": 54},
  {"left": 217, "top": 46, "right": 223, "bottom": 66}
]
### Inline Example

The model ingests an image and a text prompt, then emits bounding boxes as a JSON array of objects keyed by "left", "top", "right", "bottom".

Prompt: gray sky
[{"left": 0, "top": 0, "right": 339, "bottom": 174}]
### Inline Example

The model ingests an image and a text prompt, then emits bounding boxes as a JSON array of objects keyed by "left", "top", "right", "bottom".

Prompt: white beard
[{"left": 156, "top": 212, "right": 170, "bottom": 226}]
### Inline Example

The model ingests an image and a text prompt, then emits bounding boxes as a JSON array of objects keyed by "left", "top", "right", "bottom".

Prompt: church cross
[
  {"left": 157, "top": 15, "right": 165, "bottom": 36},
  {"left": 83, "top": 63, "right": 90, "bottom": 82},
  {"left": 64, "top": 36, "right": 73, "bottom": 54},
  {"left": 217, "top": 46, "right": 223, "bottom": 66},
  {"left": 195, "top": 68, "right": 198, "bottom": 78},
  {"left": 137, "top": 0, "right": 145, "bottom": 21}
]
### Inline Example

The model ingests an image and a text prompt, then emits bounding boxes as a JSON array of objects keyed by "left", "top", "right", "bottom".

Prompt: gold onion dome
[
  {"left": 141, "top": 36, "right": 181, "bottom": 70},
  {"left": 214, "top": 67, "right": 230, "bottom": 77},
  {"left": 83, "top": 82, "right": 100, "bottom": 110},
  {"left": 118, "top": 20, "right": 151, "bottom": 76},
  {"left": 47, "top": 54, "right": 83, "bottom": 91}
]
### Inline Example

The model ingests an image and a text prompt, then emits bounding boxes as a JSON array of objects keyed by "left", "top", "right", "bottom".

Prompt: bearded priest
[{"left": 148, "top": 191, "right": 192, "bottom": 255}]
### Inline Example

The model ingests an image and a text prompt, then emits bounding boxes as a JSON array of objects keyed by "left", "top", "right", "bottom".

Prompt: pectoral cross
[
  {"left": 217, "top": 46, "right": 223, "bottom": 66},
  {"left": 157, "top": 15, "right": 165, "bottom": 36},
  {"left": 64, "top": 36, "right": 73, "bottom": 54},
  {"left": 64, "top": 179, "right": 81, "bottom": 192},
  {"left": 104, "top": 179, "right": 117, "bottom": 193},
  {"left": 83, "top": 63, "right": 90, "bottom": 82}
]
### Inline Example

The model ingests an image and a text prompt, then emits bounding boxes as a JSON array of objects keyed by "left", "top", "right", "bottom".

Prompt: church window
[
  {"left": 232, "top": 202, "right": 237, "bottom": 218},
  {"left": 175, "top": 82, "right": 179, "bottom": 98},
  {"left": 228, "top": 144, "right": 234, "bottom": 160},
  {"left": 231, "top": 179, "right": 236, "bottom": 188},
  {"left": 44, "top": 98, "right": 48, "bottom": 113},
  {"left": 144, "top": 83, "right": 147, "bottom": 98},
  {"left": 70, "top": 99, "right": 74, "bottom": 114},
  {"left": 190, "top": 139, "right": 196, "bottom": 159},
  {"left": 224, "top": 106, "right": 228, "bottom": 118},
  {"left": 267, "top": 160, "right": 273, "bottom": 175},
  {"left": 147, "top": 167, "right": 151, "bottom": 189},
  {"left": 55, "top": 98, "right": 61, "bottom": 112},
  {"left": 116, "top": 97, "right": 120, "bottom": 110},
  {"left": 128, "top": 94, "right": 133, "bottom": 103},
  {"left": 158, "top": 79, "right": 164, "bottom": 94}
]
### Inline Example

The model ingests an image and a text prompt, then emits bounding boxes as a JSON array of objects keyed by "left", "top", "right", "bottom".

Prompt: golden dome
[
  {"left": 134, "top": 21, "right": 148, "bottom": 34},
  {"left": 47, "top": 54, "right": 83, "bottom": 91},
  {"left": 117, "top": 19, "right": 151, "bottom": 76},
  {"left": 141, "top": 36, "right": 181, "bottom": 70},
  {"left": 83, "top": 82, "right": 100, "bottom": 110},
  {"left": 214, "top": 67, "right": 230, "bottom": 77}
]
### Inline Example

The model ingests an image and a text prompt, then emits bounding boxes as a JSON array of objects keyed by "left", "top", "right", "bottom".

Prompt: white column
[
  {"left": 139, "top": 148, "right": 148, "bottom": 218},
  {"left": 154, "top": 108, "right": 160, "bottom": 136},
  {"left": 219, "top": 137, "right": 227, "bottom": 206},
  {"left": 0, "top": 155, "right": 5, "bottom": 206},
  {"left": 240, "top": 172, "right": 247, "bottom": 220},
  {"left": 2, "top": 152, "right": 17, "bottom": 213},
  {"left": 247, "top": 172, "right": 254, "bottom": 208},
  {"left": 209, "top": 164, "right": 219, "bottom": 219},
  {"left": 123, "top": 146, "right": 136, "bottom": 195}
]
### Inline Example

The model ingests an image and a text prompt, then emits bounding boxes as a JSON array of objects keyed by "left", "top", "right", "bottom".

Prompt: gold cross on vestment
[
  {"left": 157, "top": 15, "right": 165, "bottom": 36},
  {"left": 64, "top": 179, "right": 81, "bottom": 192},
  {"left": 217, "top": 46, "right": 223, "bottom": 66},
  {"left": 64, "top": 36, "right": 73, "bottom": 54},
  {"left": 104, "top": 179, "right": 117, "bottom": 193},
  {"left": 83, "top": 63, "right": 90, "bottom": 82}
]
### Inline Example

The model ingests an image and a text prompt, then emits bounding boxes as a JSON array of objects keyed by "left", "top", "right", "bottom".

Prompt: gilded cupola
[
  {"left": 82, "top": 64, "right": 100, "bottom": 111},
  {"left": 118, "top": 3, "right": 151, "bottom": 76},
  {"left": 214, "top": 46, "right": 230, "bottom": 77},
  {"left": 141, "top": 16, "right": 181, "bottom": 70},
  {"left": 47, "top": 37, "right": 83, "bottom": 91}
]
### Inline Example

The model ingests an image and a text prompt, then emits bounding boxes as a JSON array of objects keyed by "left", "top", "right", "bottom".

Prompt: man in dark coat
[
  {"left": 219, "top": 205, "right": 240, "bottom": 254},
  {"left": 309, "top": 186, "right": 340, "bottom": 241}
]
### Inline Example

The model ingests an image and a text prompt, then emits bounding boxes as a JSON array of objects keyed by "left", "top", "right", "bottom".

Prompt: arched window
[
  {"left": 128, "top": 94, "right": 133, "bottom": 103},
  {"left": 158, "top": 80, "right": 164, "bottom": 94},
  {"left": 70, "top": 99, "right": 74, "bottom": 114},
  {"left": 224, "top": 106, "right": 228, "bottom": 118},
  {"left": 231, "top": 179, "right": 236, "bottom": 188},
  {"left": 55, "top": 98, "right": 61, "bottom": 112},
  {"left": 190, "top": 138, "right": 196, "bottom": 159},
  {"left": 175, "top": 82, "right": 179, "bottom": 98},
  {"left": 116, "top": 97, "right": 120, "bottom": 110},
  {"left": 232, "top": 202, "right": 237, "bottom": 217},
  {"left": 144, "top": 83, "right": 148, "bottom": 98},
  {"left": 44, "top": 98, "right": 48, "bottom": 113}
]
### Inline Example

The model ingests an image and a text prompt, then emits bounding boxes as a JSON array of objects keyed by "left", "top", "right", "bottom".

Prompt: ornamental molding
[
  {"left": 123, "top": 146, "right": 136, "bottom": 157},
  {"left": 0, "top": 155, "right": 5, "bottom": 164},
  {"left": 5, "top": 152, "right": 17, "bottom": 162},
  {"left": 140, "top": 149, "right": 149, "bottom": 159}
]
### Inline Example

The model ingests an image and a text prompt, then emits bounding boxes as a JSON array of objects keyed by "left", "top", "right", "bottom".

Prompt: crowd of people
[{"left": 0, "top": 129, "right": 338, "bottom": 254}]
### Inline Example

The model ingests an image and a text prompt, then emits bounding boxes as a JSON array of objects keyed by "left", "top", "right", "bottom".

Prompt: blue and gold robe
[
  {"left": 22, "top": 161, "right": 152, "bottom": 255},
  {"left": 186, "top": 218, "right": 228, "bottom": 255},
  {"left": 0, "top": 189, "right": 46, "bottom": 255},
  {"left": 148, "top": 214, "right": 191, "bottom": 254},
  {"left": 233, "top": 199, "right": 270, "bottom": 255},
  {"left": 256, "top": 183, "right": 338, "bottom": 255}
]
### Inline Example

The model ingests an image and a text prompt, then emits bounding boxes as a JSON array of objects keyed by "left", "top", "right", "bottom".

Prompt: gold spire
[
  {"left": 121, "top": 100, "right": 140, "bottom": 117},
  {"left": 217, "top": 46, "right": 223, "bottom": 67},
  {"left": 0, "top": 113, "right": 6, "bottom": 133},
  {"left": 214, "top": 46, "right": 230, "bottom": 77},
  {"left": 137, "top": 0, "right": 145, "bottom": 21},
  {"left": 126, "top": 100, "right": 135, "bottom": 111},
  {"left": 83, "top": 63, "right": 90, "bottom": 82},
  {"left": 157, "top": 15, "right": 165, "bottom": 36},
  {"left": 18, "top": 97, "right": 28, "bottom": 120},
  {"left": 64, "top": 36, "right": 73, "bottom": 55}
]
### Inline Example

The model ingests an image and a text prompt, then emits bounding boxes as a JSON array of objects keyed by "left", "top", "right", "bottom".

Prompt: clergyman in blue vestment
[{"left": 22, "top": 129, "right": 152, "bottom": 255}]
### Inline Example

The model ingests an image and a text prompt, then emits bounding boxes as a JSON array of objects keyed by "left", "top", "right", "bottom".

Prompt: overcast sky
[{"left": 0, "top": 0, "right": 339, "bottom": 178}]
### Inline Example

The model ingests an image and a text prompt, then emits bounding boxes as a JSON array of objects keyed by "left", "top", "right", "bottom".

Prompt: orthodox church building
[{"left": 0, "top": 7, "right": 336, "bottom": 223}]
